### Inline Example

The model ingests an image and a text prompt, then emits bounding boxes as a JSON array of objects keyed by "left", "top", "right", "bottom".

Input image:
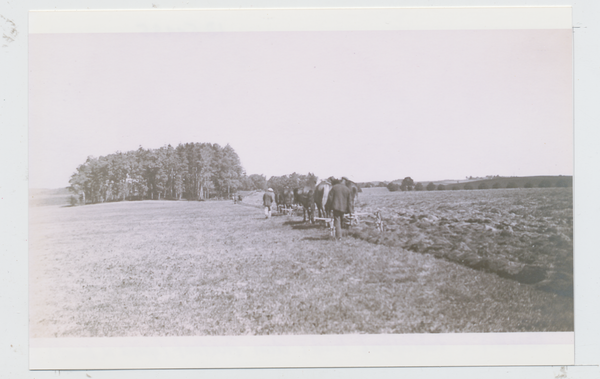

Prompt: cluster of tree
[
  {"left": 245, "top": 174, "right": 268, "bottom": 191},
  {"left": 358, "top": 181, "right": 389, "bottom": 188},
  {"left": 68, "top": 143, "right": 247, "bottom": 204},
  {"left": 266, "top": 173, "right": 319, "bottom": 193},
  {"left": 465, "top": 175, "right": 501, "bottom": 180},
  {"left": 379, "top": 175, "right": 571, "bottom": 194},
  {"left": 387, "top": 177, "right": 415, "bottom": 192}
]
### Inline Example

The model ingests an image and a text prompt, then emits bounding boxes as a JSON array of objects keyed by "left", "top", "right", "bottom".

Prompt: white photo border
[{"left": 26, "top": 6, "right": 576, "bottom": 370}]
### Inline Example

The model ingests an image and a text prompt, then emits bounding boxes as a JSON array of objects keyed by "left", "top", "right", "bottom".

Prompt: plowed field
[{"left": 353, "top": 187, "right": 573, "bottom": 297}]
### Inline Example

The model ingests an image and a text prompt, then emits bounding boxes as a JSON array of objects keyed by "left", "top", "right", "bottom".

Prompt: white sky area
[{"left": 29, "top": 29, "right": 573, "bottom": 189}]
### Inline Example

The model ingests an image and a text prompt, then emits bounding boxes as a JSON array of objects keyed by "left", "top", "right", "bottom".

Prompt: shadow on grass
[
  {"left": 282, "top": 220, "right": 305, "bottom": 226},
  {"left": 303, "top": 236, "right": 333, "bottom": 241},
  {"left": 236, "top": 203, "right": 262, "bottom": 209},
  {"left": 286, "top": 222, "right": 323, "bottom": 231}
]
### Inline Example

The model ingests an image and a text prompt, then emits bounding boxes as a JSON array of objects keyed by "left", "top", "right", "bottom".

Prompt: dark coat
[
  {"left": 263, "top": 192, "right": 275, "bottom": 206},
  {"left": 327, "top": 183, "right": 353, "bottom": 213}
]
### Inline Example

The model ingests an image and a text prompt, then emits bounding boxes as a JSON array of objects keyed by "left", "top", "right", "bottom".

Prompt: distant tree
[
  {"left": 387, "top": 182, "right": 401, "bottom": 192},
  {"left": 213, "top": 144, "right": 244, "bottom": 197},
  {"left": 437, "top": 184, "right": 445, "bottom": 190},
  {"left": 401, "top": 177, "right": 415, "bottom": 191},
  {"left": 464, "top": 183, "right": 473, "bottom": 190},
  {"left": 287, "top": 172, "right": 302, "bottom": 188},
  {"left": 304, "top": 172, "right": 319, "bottom": 187},
  {"left": 492, "top": 182, "right": 501, "bottom": 189},
  {"left": 197, "top": 143, "right": 217, "bottom": 199},
  {"left": 478, "top": 183, "right": 489, "bottom": 190},
  {"left": 524, "top": 182, "right": 533, "bottom": 188},
  {"left": 248, "top": 174, "right": 267, "bottom": 191},
  {"left": 426, "top": 182, "right": 436, "bottom": 191},
  {"left": 267, "top": 175, "right": 288, "bottom": 194},
  {"left": 238, "top": 175, "right": 251, "bottom": 191},
  {"left": 452, "top": 186, "right": 460, "bottom": 190},
  {"left": 69, "top": 195, "right": 79, "bottom": 206},
  {"left": 556, "top": 178, "right": 569, "bottom": 187},
  {"left": 506, "top": 182, "right": 518, "bottom": 189},
  {"left": 377, "top": 181, "right": 389, "bottom": 188},
  {"left": 539, "top": 179, "right": 552, "bottom": 188},
  {"left": 414, "top": 182, "right": 424, "bottom": 191}
]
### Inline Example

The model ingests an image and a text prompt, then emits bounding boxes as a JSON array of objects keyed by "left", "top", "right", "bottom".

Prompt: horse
[
  {"left": 314, "top": 177, "right": 336, "bottom": 218},
  {"left": 293, "top": 175, "right": 317, "bottom": 223},
  {"left": 277, "top": 188, "right": 294, "bottom": 213}
]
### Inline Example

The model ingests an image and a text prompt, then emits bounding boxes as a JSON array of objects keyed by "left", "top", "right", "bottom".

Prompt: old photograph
[{"left": 28, "top": 7, "right": 574, "bottom": 368}]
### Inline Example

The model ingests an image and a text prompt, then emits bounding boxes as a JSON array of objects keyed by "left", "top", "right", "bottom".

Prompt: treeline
[
  {"left": 68, "top": 143, "right": 266, "bottom": 204},
  {"left": 266, "top": 173, "right": 319, "bottom": 193},
  {"left": 384, "top": 177, "right": 572, "bottom": 192}
]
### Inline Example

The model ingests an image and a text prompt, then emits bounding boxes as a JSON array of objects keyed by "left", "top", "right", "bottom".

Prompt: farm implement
[
  {"left": 314, "top": 212, "right": 384, "bottom": 236},
  {"left": 277, "top": 204, "right": 303, "bottom": 216}
]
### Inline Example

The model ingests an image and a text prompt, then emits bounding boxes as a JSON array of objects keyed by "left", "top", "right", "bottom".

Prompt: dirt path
[{"left": 29, "top": 200, "right": 573, "bottom": 337}]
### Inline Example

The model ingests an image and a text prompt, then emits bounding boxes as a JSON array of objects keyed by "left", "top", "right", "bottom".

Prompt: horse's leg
[
  {"left": 322, "top": 185, "right": 331, "bottom": 218},
  {"left": 319, "top": 190, "right": 325, "bottom": 218}
]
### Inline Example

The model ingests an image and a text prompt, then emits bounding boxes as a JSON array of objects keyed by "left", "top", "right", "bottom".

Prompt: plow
[
  {"left": 314, "top": 211, "right": 385, "bottom": 236},
  {"left": 277, "top": 203, "right": 303, "bottom": 216}
]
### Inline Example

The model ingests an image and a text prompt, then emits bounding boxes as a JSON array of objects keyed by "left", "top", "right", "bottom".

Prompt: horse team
[{"left": 274, "top": 175, "right": 361, "bottom": 223}]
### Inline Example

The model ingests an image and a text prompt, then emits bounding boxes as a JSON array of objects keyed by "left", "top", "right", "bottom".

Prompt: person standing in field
[
  {"left": 263, "top": 188, "right": 276, "bottom": 219},
  {"left": 327, "top": 179, "right": 353, "bottom": 239}
]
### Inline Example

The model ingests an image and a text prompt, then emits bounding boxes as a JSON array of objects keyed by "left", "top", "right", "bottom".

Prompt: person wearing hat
[{"left": 263, "top": 188, "right": 276, "bottom": 219}]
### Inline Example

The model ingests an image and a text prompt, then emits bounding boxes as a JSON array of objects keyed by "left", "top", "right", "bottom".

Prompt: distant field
[
  {"left": 29, "top": 188, "right": 573, "bottom": 337},
  {"left": 29, "top": 187, "right": 71, "bottom": 207},
  {"left": 387, "top": 175, "right": 572, "bottom": 189}
]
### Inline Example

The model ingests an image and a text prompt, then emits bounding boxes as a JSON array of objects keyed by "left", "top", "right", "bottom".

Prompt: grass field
[{"left": 29, "top": 188, "right": 573, "bottom": 337}]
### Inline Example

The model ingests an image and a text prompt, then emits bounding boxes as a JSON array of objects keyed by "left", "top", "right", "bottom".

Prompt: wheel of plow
[{"left": 343, "top": 215, "right": 359, "bottom": 228}]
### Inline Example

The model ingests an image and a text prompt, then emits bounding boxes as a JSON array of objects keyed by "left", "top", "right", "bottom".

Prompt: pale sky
[{"left": 29, "top": 29, "right": 572, "bottom": 188}]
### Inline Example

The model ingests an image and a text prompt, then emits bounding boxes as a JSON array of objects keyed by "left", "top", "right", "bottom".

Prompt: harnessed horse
[
  {"left": 314, "top": 177, "right": 336, "bottom": 218},
  {"left": 293, "top": 176, "right": 317, "bottom": 223}
]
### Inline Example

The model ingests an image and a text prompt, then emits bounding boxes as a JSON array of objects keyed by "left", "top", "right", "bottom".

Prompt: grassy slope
[{"left": 30, "top": 198, "right": 573, "bottom": 338}]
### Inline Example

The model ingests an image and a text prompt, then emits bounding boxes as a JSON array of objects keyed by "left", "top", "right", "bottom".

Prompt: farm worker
[
  {"left": 327, "top": 181, "right": 353, "bottom": 239},
  {"left": 263, "top": 188, "right": 276, "bottom": 218}
]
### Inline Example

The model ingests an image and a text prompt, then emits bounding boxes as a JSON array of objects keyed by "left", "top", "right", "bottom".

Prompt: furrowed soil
[
  {"left": 29, "top": 189, "right": 573, "bottom": 337},
  {"left": 352, "top": 188, "right": 573, "bottom": 297}
]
